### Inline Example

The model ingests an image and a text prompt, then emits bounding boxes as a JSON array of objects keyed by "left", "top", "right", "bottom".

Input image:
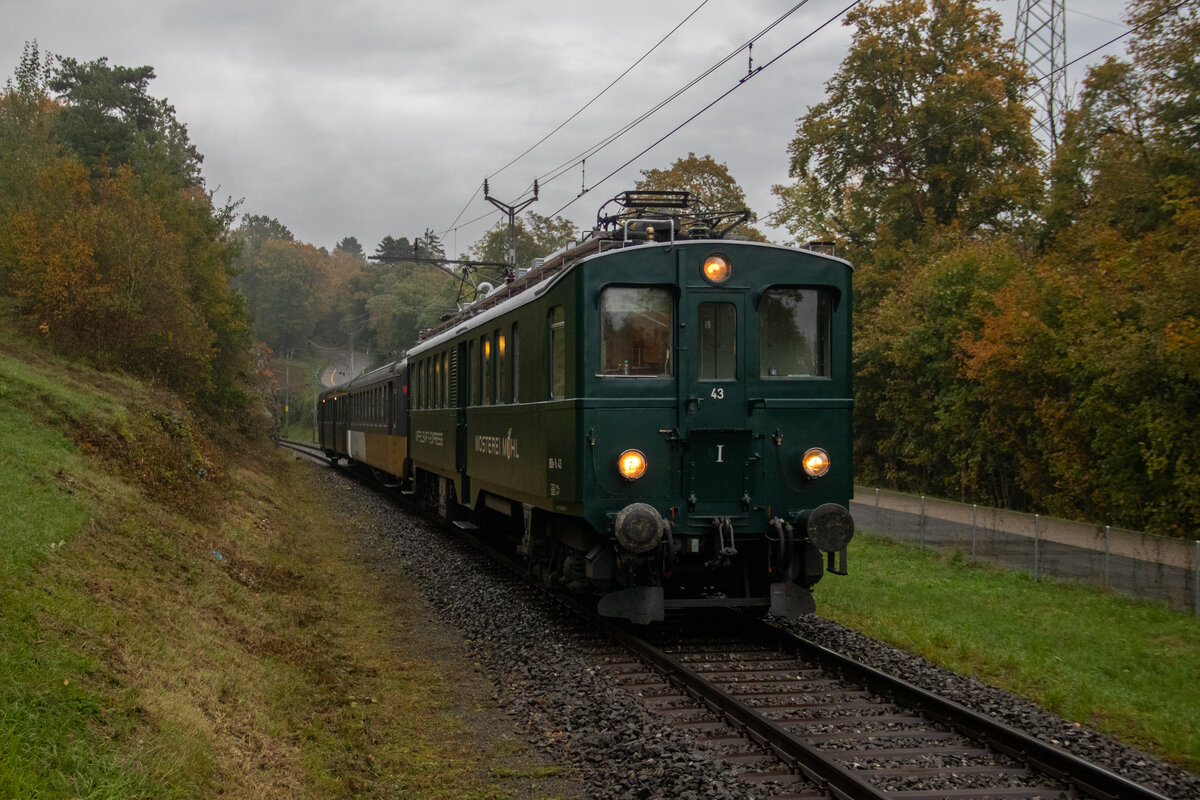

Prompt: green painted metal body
[
  {"left": 323, "top": 232, "right": 854, "bottom": 615},
  {"left": 404, "top": 238, "right": 852, "bottom": 546}
]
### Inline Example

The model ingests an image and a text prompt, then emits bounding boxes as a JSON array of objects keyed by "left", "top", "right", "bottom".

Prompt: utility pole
[
  {"left": 283, "top": 348, "right": 294, "bottom": 431},
  {"left": 1015, "top": 0, "right": 1068, "bottom": 156},
  {"left": 341, "top": 317, "right": 369, "bottom": 377},
  {"left": 483, "top": 179, "right": 539, "bottom": 271}
]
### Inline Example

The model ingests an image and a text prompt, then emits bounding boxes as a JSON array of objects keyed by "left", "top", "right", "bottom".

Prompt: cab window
[
  {"left": 599, "top": 287, "right": 673, "bottom": 377},
  {"left": 759, "top": 288, "right": 832, "bottom": 378},
  {"left": 698, "top": 301, "right": 736, "bottom": 381}
]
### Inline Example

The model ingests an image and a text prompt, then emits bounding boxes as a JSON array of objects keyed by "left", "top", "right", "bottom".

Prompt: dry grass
[{"left": 1, "top": 336, "right": 577, "bottom": 798}]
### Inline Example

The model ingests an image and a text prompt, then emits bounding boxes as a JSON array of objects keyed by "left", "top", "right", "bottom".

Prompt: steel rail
[
  {"left": 746, "top": 617, "right": 1174, "bottom": 800},
  {"left": 594, "top": 614, "right": 890, "bottom": 800},
  {"left": 287, "top": 449, "right": 1175, "bottom": 800},
  {"left": 275, "top": 438, "right": 332, "bottom": 466}
]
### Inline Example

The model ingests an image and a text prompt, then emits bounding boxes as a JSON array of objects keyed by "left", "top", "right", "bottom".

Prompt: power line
[
  {"left": 487, "top": 0, "right": 714, "bottom": 183},
  {"left": 889, "top": 0, "right": 1190, "bottom": 163},
  {"left": 549, "top": 0, "right": 862, "bottom": 217},
  {"left": 760, "top": 0, "right": 1189, "bottom": 241},
  {"left": 535, "top": 0, "right": 819, "bottom": 196},
  {"left": 441, "top": 0, "right": 821, "bottom": 241},
  {"left": 439, "top": 0, "right": 713, "bottom": 240}
]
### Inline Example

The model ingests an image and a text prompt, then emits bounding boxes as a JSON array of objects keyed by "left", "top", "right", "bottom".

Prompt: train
[{"left": 317, "top": 191, "right": 854, "bottom": 624}]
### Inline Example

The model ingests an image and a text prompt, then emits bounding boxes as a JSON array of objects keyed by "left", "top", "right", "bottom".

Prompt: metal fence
[{"left": 850, "top": 487, "right": 1200, "bottom": 615}]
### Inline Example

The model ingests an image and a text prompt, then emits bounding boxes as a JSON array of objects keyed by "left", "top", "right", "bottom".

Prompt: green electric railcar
[{"left": 320, "top": 194, "right": 854, "bottom": 623}]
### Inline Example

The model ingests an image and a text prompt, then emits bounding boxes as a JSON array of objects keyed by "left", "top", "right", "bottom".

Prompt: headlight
[
  {"left": 802, "top": 448, "right": 831, "bottom": 478},
  {"left": 617, "top": 449, "right": 647, "bottom": 480},
  {"left": 702, "top": 254, "right": 731, "bottom": 283}
]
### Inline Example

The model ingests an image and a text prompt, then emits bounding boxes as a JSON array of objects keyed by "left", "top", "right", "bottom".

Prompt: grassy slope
[
  {"left": 0, "top": 340, "right": 573, "bottom": 799},
  {"left": 818, "top": 535, "right": 1200, "bottom": 770}
]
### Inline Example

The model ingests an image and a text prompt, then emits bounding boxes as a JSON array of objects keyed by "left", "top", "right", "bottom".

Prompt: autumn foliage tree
[
  {"left": 961, "top": 0, "right": 1200, "bottom": 534},
  {"left": 773, "top": 0, "right": 1041, "bottom": 275},
  {"left": 776, "top": 0, "right": 1199, "bottom": 536},
  {"left": 635, "top": 152, "right": 766, "bottom": 240},
  {"left": 0, "top": 44, "right": 253, "bottom": 412}
]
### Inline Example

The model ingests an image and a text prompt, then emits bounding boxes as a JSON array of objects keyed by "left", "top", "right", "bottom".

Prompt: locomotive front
[{"left": 572, "top": 235, "right": 854, "bottom": 623}]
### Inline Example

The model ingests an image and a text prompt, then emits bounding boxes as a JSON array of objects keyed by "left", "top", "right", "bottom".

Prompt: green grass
[
  {"left": 0, "top": 350, "right": 177, "bottom": 797},
  {"left": 819, "top": 533, "right": 1200, "bottom": 770},
  {"left": 0, "top": 338, "right": 578, "bottom": 799}
]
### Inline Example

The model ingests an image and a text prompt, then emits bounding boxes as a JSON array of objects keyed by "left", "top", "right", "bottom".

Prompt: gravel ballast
[{"left": 325, "top": 467, "right": 1198, "bottom": 799}]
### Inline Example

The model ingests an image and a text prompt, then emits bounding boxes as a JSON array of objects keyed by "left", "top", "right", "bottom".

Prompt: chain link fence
[{"left": 850, "top": 487, "right": 1200, "bottom": 615}]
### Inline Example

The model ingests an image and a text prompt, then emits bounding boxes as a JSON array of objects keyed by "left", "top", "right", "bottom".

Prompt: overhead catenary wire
[
  {"left": 441, "top": 0, "right": 821, "bottom": 241},
  {"left": 486, "top": 0, "right": 714, "bottom": 184},
  {"left": 440, "top": 0, "right": 713, "bottom": 239},
  {"left": 534, "top": 0, "right": 821, "bottom": 196},
  {"left": 547, "top": 0, "right": 862, "bottom": 218},
  {"left": 446, "top": 0, "right": 1157, "bottom": 245}
]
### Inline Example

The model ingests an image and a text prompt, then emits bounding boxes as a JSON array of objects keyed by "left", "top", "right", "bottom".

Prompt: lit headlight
[
  {"left": 802, "top": 448, "right": 831, "bottom": 478},
  {"left": 702, "top": 254, "right": 731, "bottom": 283},
  {"left": 617, "top": 449, "right": 647, "bottom": 480}
]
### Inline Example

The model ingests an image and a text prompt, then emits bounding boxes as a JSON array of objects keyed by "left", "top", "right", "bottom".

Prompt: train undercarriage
[{"left": 409, "top": 467, "right": 848, "bottom": 625}]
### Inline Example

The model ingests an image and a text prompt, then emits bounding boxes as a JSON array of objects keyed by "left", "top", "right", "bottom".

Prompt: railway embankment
[
  {"left": 7, "top": 332, "right": 1197, "bottom": 797},
  {"left": 0, "top": 339, "right": 578, "bottom": 799}
]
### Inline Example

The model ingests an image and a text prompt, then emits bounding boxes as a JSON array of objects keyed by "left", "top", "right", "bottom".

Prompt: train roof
[
  {"left": 328, "top": 192, "right": 851, "bottom": 381},
  {"left": 322, "top": 357, "right": 406, "bottom": 396},
  {"left": 406, "top": 234, "right": 849, "bottom": 359}
]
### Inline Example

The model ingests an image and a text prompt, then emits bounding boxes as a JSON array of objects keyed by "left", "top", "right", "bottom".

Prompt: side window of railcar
[
  {"left": 441, "top": 351, "right": 450, "bottom": 407},
  {"left": 496, "top": 329, "right": 507, "bottom": 404},
  {"left": 759, "top": 288, "right": 832, "bottom": 378},
  {"left": 469, "top": 340, "right": 480, "bottom": 406},
  {"left": 511, "top": 322, "right": 520, "bottom": 403},
  {"left": 549, "top": 306, "right": 565, "bottom": 399},
  {"left": 698, "top": 302, "right": 737, "bottom": 380},
  {"left": 599, "top": 287, "right": 673, "bottom": 377},
  {"left": 428, "top": 356, "right": 435, "bottom": 409},
  {"left": 482, "top": 334, "right": 493, "bottom": 405}
]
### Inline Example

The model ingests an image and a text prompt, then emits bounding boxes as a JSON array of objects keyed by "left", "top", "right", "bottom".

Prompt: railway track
[
  {"left": 580, "top": 612, "right": 1174, "bottom": 800},
  {"left": 286, "top": 439, "right": 1177, "bottom": 800},
  {"left": 276, "top": 437, "right": 331, "bottom": 466}
]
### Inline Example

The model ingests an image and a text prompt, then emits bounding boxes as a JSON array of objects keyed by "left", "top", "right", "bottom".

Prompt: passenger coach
[{"left": 320, "top": 192, "right": 854, "bottom": 624}]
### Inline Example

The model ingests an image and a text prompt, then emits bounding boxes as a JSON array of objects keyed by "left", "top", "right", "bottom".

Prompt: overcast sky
[{"left": 3, "top": 0, "right": 1133, "bottom": 256}]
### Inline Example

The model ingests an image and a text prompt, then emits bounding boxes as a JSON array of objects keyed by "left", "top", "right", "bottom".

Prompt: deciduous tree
[
  {"left": 636, "top": 152, "right": 765, "bottom": 240},
  {"left": 772, "top": 0, "right": 1040, "bottom": 255}
]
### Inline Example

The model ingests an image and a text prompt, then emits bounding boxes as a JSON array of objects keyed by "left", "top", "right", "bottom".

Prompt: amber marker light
[
  {"left": 617, "top": 449, "right": 648, "bottom": 480},
  {"left": 702, "top": 254, "right": 731, "bottom": 283},
  {"left": 802, "top": 448, "right": 831, "bottom": 478}
]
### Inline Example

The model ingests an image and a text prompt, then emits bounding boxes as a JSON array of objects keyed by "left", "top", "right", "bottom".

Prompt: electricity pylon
[{"left": 1015, "top": 0, "right": 1069, "bottom": 156}]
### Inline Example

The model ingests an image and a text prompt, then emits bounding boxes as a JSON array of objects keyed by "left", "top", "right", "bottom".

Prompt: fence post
[
  {"left": 1034, "top": 514, "right": 1040, "bottom": 580},
  {"left": 972, "top": 504, "right": 977, "bottom": 558},
  {"left": 920, "top": 496, "right": 926, "bottom": 547},
  {"left": 1195, "top": 540, "right": 1199, "bottom": 617}
]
